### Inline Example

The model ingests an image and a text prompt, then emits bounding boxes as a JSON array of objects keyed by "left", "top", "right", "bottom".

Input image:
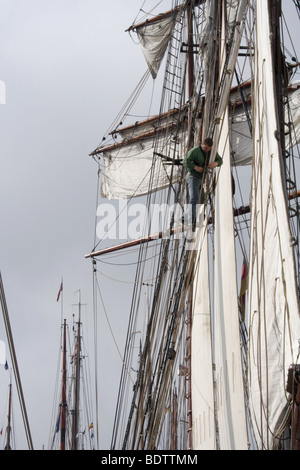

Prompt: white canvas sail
[
  {"left": 247, "top": 0, "right": 300, "bottom": 450},
  {"left": 287, "top": 84, "right": 300, "bottom": 147},
  {"left": 214, "top": 107, "right": 248, "bottom": 449},
  {"left": 95, "top": 84, "right": 300, "bottom": 199},
  {"left": 212, "top": 0, "right": 249, "bottom": 450},
  {"left": 230, "top": 84, "right": 300, "bottom": 166},
  {"left": 191, "top": 212, "right": 216, "bottom": 450},
  {"left": 132, "top": 9, "right": 181, "bottom": 79},
  {"left": 99, "top": 127, "right": 184, "bottom": 200},
  {"left": 190, "top": 0, "right": 249, "bottom": 450}
]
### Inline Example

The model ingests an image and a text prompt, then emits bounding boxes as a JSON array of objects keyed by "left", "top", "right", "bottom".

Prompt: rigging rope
[
  {"left": 0, "top": 272, "right": 34, "bottom": 450},
  {"left": 109, "top": 2, "right": 206, "bottom": 450},
  {"left": 94, "top": 268, "right": 135, "bottom": 385}
]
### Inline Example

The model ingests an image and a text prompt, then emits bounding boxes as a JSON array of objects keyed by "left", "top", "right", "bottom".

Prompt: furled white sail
[
  {"left": 99, "top": 127, "right": 184, "bottom": 199},
  {"left": 96, "top": 85, "right": 300, "bottom": 199},
  {"left": 214, "top": 106, "right": 249, "bottom": 450},
  {"left": 230, "top": 84, "right": 300, "bottom": 166},
  {"left": 212, "top": 0, "right": 249, "bottom": 450},
  {"left": 191, "top": 211, "right": 216, "bottom": 450},
  {"left": 247, "top": 0, "right": 300, "bottom": 450},
  {"left": 133, "top": 9, "right": 181, "bottom": 79},
  {"left": 190, "top": 0, "right": 249, "bottom": 450},
  {"left": 287, "top": 84, "right": 300, "bottom": 147},
  {"left": 190, "top": 1, "right": 217, "bottom": 450}
]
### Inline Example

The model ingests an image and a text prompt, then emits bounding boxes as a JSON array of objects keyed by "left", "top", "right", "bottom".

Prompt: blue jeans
[{"left": 186, "top": 173, "right": 205, "bottom": 226}]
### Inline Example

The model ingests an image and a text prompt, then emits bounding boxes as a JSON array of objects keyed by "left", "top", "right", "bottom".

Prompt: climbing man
[{"left": 183, "top": 137, "right": 223, "bottom": 229}]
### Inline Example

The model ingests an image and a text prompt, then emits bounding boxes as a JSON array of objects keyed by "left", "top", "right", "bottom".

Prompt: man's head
[{"left": 201, "top": 137, "right": 213, "bottom": 152}]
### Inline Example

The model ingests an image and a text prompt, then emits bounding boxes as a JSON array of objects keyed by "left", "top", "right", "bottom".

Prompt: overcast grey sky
[{"left": 0, "top": 0, "right": 173, "bottom": 450}]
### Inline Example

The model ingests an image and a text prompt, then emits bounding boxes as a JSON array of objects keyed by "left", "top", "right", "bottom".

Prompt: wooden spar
[
  {"left": 108, "top": 108, "right": 182, "bottom": 136},
  {"left": 289, "top": 190, "right": 300, "bottom": 200},
  {"left": 89, "top": 81, "right": 300, "bottom": 158},
  {"left": 89, "top": 124, "right": 177, "bottom": 156},
  {"left": 125, "top": 0, "right": 207, "bottom": 32},
  {"left": 89, "top": 88, "right": 247, "bottom": 157},
  {"left": 106, "top": 83, "right": 253, "bottom": 139},
  {"left": 60, "top": 319, "right": 67, "bottom": 451},
  {"left": 125, "top": 6, "right": 182, "bottom": 32},
  {"left": 170, "top": 387, "right": 178, "bottom": 450},
  {"left": 85, "top": 190, "right": 300, "bottom": 259},
  {"left": 85, "top": 227, "right": 181, "bottom": 258},
  {"left": 187, "top": 2, "right": 195, "bottom": 100},
  {"left": 4, "top": 382, "right": 12, "bottom": 450}
]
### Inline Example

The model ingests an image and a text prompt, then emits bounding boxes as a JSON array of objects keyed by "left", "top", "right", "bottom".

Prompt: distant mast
[
  {"left": 60, "top": 319, "right": 67, "bottom": 450},
  {"left": 4, "top": 381, "right": 12, "bottom": 450},
  {"left": 71, "top": 292, "right": 81, "bottom": 450}
]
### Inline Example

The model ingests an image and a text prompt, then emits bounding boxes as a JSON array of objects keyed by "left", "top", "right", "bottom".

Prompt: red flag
[{"left": 57, "top": 281, "right": 63, "bottom": 302}]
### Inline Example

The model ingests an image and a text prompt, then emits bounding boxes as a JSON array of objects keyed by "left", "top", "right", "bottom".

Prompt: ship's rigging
[
  {"left": 0, "top": 272, "right": 33, "bottom": 450},
  {"left": 87, "top": 0, "right": 300, "bottom": 450}
]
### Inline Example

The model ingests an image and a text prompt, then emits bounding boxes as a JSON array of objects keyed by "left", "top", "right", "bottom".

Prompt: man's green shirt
[{"left": 183, "top": 146, "right": 223, "bottom": 179}]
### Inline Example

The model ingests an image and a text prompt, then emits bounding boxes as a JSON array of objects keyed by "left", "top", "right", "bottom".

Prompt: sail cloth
[
  {"left": 191, "top": 209, "right": 216, "bottom": 450},
  {"left": 230, "top": 83, "right": 300, "bottom": 166},
  {"left": 212, "top": 1, "right": 249, "bottom": 448},
  {"left": 129, "top": 8, "right": 182, "bottom": 79},
  {"left": 97, "top": 116, "right": 186, "bottom": 200},
  {"left": 288, "top": 84, "right": 300, "bottom": 147},
  {"left": 94, "top": 103, "right": 254, "bottom": 200},
  {"left": 247, "top": 0, "right": 300, "bottom": 450},
  {"left": 190, "top": 0, "right": 249, "bottom": 450},
  {"left": 93, "top": 83, "right": 300, "bottom": 199},
  {"left": 214, "top": 107, "right": 248, "bottom": 450}
]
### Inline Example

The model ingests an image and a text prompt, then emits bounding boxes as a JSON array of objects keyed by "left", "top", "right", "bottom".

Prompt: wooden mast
[
  {"left": 170, "top": 387, "right": 178, "bottom": 449},
  {"left": 185, "top": 0, "right": 196, "bottom": 451},
  {"left": 187, "top": 1, "right": 195, "bottom": 102},
  {"left": 71, "top": 292, "right": 82, "bottom": 450},
  {"left": 4, "top": 382, "right": 12, "bottom": 450},
  {"left": 60, "top": 319, "right": 67, "bottom": 450}
]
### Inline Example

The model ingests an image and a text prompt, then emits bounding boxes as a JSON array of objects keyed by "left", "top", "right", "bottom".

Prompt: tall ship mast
[
  {"left": 59, "top": 319, "right": 67, "bottom": 450},
  {"left": 49, "top": 290, "right": 95, "bottom": 450},
  {"left": 71, "top": 292, "right": 82, "bottom": 450},
  {"left": 4, "top": 381, "right": 12, "bottom": 450},
  {"left": 87, "top": 0, "right": 300, "bottom": 450}
]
